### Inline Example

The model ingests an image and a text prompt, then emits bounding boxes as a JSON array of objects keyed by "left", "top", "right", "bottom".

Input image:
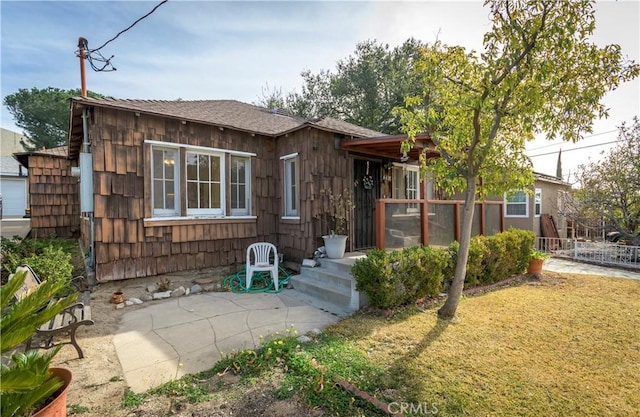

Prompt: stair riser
[
  {"left": 317, "top": 258, "right": 356, "bottom": 275},
  {"left": 299, "top": 268, "right": 353, "bottom": 290},
  {"left": 290, "top": 278, "right": 352, "bottom": 306}
]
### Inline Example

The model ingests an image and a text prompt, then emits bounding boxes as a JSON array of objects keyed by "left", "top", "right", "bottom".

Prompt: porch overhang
[{"left": 340, "top": 133, "right": 439, "bottom": 161}]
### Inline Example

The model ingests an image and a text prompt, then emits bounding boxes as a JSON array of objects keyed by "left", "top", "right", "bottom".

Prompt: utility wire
[
  {"left": 526, "top": 129, "right": 619, "bottom": 152},
  {"left": 527, "top": 140, "right": 619, "bottom": 158},
  {"left": 91, "top": 0, "right": 168, "bottom": 53},
  {"left": 81, "top": 0, "right": 168, "bottom": 72}
]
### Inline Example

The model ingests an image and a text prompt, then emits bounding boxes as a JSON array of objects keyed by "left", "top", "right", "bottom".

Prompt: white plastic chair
[{"left": 246, "top": 242, "right": 279, "bottom": 291}]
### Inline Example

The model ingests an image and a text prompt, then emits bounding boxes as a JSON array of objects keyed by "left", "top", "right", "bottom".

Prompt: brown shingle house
[{"left": 62, "top": 97, "right": 425, "bottom": 282}]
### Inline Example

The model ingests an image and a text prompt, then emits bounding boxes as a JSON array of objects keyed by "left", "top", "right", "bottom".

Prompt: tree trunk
[{"left": 438, "top": 177, "right": 477, "bottom": 319}]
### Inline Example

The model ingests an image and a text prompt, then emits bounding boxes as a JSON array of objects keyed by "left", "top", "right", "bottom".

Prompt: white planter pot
[{"left": 322, "top": 235, "right": 348, "bottom": 259}]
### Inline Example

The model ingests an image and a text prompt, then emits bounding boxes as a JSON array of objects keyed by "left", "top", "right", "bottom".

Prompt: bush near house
[
  {"left": 0, "top": 237, "right": 76, "bottom": 291},
  {"left": 353, "top": 228, "right": 535, "bottom": 308}
]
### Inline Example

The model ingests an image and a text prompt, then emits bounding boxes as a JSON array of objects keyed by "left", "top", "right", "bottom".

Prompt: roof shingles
[{"left": 71, "top": 97, "right": 383, "bottom": 138}]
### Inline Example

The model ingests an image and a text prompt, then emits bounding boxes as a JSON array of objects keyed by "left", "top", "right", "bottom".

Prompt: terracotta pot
[
  {"left": 322, "top": 235, "right": 348, "bottom": 259},
  {"left": 527, "top": 258, "right": 544, "bottom": 275},
  {"left": 111, "top": 291, "right": 124, "bottom": 304},
  {"left": 33, "top": 367, "right": 72, "bottom": 417}
]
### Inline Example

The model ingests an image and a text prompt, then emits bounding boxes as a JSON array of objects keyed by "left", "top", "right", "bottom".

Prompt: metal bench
[{"left": 9, "top": 265, "right": 94, "bottom": 359}]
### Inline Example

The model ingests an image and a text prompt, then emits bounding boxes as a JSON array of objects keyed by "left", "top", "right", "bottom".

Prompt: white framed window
[
  {"left": 186, "top": 151, "right": 224, "bottom": 215},
  {"left": 152, "top": 147, "right": 180, "bottom": 216},
  {"left": 230, "top": 155, "right": 251, "bottom": 216},
  {"left": 504, "top": 190, "right": 529, "bottom": 218},
  {"left": 393, "top": 164, "right": 419, "bottom": 212},
  {"left": 281, "top": 153, "right": 298, "bottom": 218},
  {"left": 534, "top": 188, "right": 542, "bottom": 217},
  {"left": 148, "top": 141, "right": 253, "bottom": 219}
]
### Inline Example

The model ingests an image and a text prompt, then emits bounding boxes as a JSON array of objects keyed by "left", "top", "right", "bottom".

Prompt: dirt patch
[{"left": 51, "top": 267, "right": 314, "bottom": 417}]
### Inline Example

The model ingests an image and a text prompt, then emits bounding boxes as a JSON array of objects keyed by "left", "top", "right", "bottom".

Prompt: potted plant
[
  {"left": 527, "top": 248, "right": 549, "bottom": 275},
  {"left": 1, "top": 270, "right": 77, "bottom": 417},
  {"left": 319, "top": 188, "right": 355, "bottom": 259}
]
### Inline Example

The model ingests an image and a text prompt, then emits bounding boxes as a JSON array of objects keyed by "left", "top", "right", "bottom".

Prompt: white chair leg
[
  {"left": 246, "top": 268, "right": 253, "bottom": 290},
  {"left": 272, "top": 269, "right": 279, "bottom": 291}
]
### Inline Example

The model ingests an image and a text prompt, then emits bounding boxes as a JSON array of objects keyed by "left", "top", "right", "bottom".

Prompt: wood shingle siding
[
  {"left": 86, "top": 108, "right": 275, "bottom": 281},
  {"left": 28, "top": 154, "right": 79, "bottom": 238}
]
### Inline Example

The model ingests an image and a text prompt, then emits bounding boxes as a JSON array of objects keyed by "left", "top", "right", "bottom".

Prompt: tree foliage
[
  {"left": 3, "top": 87, "right": 103, "bottom": 151},
  {"left": 258, "top": 39, "right": 426, "bottom": 133},
  {"left": 574, "top": 117, "right": 640, "bottom": 244},
  {"left": 396, "top": 0, "right": 639, "bottom": 318}
]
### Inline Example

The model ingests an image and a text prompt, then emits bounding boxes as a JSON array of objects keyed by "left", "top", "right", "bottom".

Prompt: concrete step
[
  {"left": 283, "top": 288, "right": 353, "bottom": 318},
  {"left": 299, "top": 266, "right": 353, "bottom": 291},
  {"left": 289, "top": 274, "right": 352, "bottom": 308},
  {"left": 317, "top": 252, "right": 366, "bottom": 275}
]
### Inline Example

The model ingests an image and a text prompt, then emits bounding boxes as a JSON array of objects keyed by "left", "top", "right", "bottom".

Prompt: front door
[{"left": 353, "top": 159, "right": 381, "bottom": 250}]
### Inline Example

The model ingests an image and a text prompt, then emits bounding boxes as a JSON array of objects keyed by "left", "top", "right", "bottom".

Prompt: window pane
[
  {"left": 211, "top": 183, "right": 221, "bottom": 208},
  {"left": 188, "top": 182, "right": 198, "bottom": 209},
  {"left": 166, "top": 181, "right": 175, "bottom": 210},
  {"left": 199, "top": 155, "right": 210, "bottom": 181},
  {"left": 154, "top": 179, "right": 164, "bottom": 209},
  {"left": 153, "top": 150, "right": 163, "bottom": 178},
  {"left": 508, "top": 191, "right": 526, "bottom": 203},
  {"left": 210, "top": 156, "right": 220, "bottom": 181},
  {"left": 506, "top": 204, "right": 526, "bottom": 216},
  {"left": 187, "top": 154, "right": 198, "bottom": 180},
  {"left": 164, "top": 152, "right": 175, "bottom": 180},
  {"left": 238, "top": 185, "right": 246, "bottom": 208},
  {"left": 200, "top": 183, "right": 210, "bottom": 208}
]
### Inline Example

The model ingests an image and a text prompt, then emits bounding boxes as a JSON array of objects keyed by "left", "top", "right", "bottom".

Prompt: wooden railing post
[{"left": 375, "top": 199, "right": 385, "bottom": 249}]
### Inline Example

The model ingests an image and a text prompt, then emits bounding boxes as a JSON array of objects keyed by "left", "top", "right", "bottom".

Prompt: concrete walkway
[
  {"left": 544, "top": 257, "right": 640, "bottom": 280},
  {"left": 114, "top": 290, "right": 340, "bottom": 393},
  {"left": 0, "top": 217, "right": 30, "bottom": 239}
]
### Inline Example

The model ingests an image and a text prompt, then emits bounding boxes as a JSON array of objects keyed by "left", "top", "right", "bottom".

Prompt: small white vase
[{"left": 322, "top": 235, "right": 348, "bottom": 259}]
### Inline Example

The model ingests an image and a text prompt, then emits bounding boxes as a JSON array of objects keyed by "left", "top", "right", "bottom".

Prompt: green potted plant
[
  {"left": 527, "top": 248, "right": 550, "bottom": 275},
  {"left": 319, "top": 188, "right": 355, "bottom": 259},
  {"left": 1, "top": 270, "right": 77, "bottom": 417}
]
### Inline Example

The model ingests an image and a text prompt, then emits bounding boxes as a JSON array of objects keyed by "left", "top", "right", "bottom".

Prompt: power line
[
  {"left": 526, "top": 129, "right": 618, "bottom": 152},
  {"left": 81, "top": 0, "right": 168, "bottom": 72},
  {"left": 91, "top": 0, "right": 168, "bottom": 53},
  {"left": 527, "top": 140, "right": 619, "bottom": 158}
]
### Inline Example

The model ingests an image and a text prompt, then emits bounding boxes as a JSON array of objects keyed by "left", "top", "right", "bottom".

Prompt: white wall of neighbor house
[{"left": 0, "top": 177, "right": 28, "bottom": 216}]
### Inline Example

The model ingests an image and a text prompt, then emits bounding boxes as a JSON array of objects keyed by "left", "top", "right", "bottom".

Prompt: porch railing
[{"left": 375, "top": 199, "right": 504, "bottom": 249}]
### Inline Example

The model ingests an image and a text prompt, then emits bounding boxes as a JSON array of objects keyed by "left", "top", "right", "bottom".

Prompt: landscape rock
[
  {"left": 153, "top": 291, "right": 171, "bottom": 300},
  {"left": 141, "top": 294, "right": 153, "bottom": 302},
  {"left": 190, "top": 284, "right": 203, "bottom": 294},
  {"left": 129, "top": 297, "right": 143, "bottom": 305},
  {"left": 146, "top": 284, "right": 158, "bottom": 293},
  {"left": 171, "top": 286, "right": 186, "bottom": 297},
  {"left": 115, "top": 303, "right": 125, "bottom": 309},
  {"left": 297, "top": 335, "right": 312, "bottom": 343}
]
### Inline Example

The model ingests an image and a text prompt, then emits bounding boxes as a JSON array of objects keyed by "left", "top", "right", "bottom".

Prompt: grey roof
[
  {"left": 71, "top": 97, "right": 384, "bottom": 138},
  {"left": 0, "top": 155, "right": 26, "bottom": 176}
]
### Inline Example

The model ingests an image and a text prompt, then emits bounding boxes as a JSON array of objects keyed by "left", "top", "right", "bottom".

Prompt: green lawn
[{"left": 328, "top": 272, "right": 640, "bottom": 416}]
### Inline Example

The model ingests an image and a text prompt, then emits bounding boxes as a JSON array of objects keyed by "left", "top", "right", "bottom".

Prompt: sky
[{"left": 1, "top": 0, "right": 638, "bottom": 182}]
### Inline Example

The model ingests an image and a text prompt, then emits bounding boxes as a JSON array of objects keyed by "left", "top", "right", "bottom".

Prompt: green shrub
[
  {"left": 353, "top": 246, "right": 448, "bottom": 308},
  {"left": 352, "top": 249, "right": 396, "bottom": 308},
  {"left": 1, "top": 238, "right": 75, "bottom": 289},
  {"left": 445, "top": 236, "right": 489, "bottom": 287}
]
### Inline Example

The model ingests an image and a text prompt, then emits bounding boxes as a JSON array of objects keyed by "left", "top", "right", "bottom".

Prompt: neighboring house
[
  {"left": 503, "top": 172, "right": 571, "bottom": 239},
  {"left": 0, "top": 128, "right": 29, "bottom": 217},
  {"left": 14, "top": 146, "right": 78, "bottom": 236}
]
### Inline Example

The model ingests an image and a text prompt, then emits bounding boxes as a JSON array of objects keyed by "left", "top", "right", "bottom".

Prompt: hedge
[{"left": 352, "top": 228, "right": 536, "bottom": 308}]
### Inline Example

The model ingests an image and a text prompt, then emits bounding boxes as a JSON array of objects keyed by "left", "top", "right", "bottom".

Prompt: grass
[
  {"left": 331, "top": 272, "right": 640, "bottom": 416},
  {"left": 127, "top": 272, "right": 640, "bottom": 416}
]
